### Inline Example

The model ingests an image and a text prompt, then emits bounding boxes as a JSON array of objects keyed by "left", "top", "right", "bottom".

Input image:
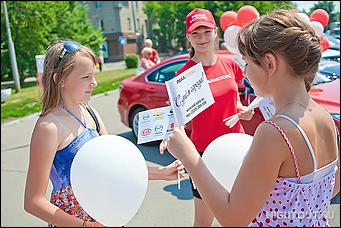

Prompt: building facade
[{"left": 86, "top": 1, "right": 149, "bottom": 62}]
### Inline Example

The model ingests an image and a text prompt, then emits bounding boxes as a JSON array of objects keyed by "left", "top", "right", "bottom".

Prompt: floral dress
[{"left": 48, "top": 104, "right": 99, "bottom": 226}]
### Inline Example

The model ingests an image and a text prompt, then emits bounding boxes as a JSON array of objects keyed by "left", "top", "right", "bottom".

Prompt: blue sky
[{"left": 293, "top": 1, "right": 340, "bottom": 13}]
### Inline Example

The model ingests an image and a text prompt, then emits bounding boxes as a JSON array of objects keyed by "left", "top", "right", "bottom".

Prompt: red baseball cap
[{"left": 186, "top": 8, "right": 216, "bottom": 34}]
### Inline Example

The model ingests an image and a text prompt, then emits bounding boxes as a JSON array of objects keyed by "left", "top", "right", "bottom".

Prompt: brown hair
[
  {"left": 40, "top": 38, "right": 98, "bottom": 116},
  {"left": 237, "top": 9, "right": 321, "bottom": 92},
  {"left": 186, "top": 27, "right": 220, "bottom": 58}
]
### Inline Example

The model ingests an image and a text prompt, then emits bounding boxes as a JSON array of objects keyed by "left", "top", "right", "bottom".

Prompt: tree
[
  {"left": 1, "top": 1, "right": 105, "bottom": 82},
  {"left": 308, "top": 1, "right": 339, "bottom": 31},
  {"left": 143, "top": 1, "right": 294, "bottom": 54}
]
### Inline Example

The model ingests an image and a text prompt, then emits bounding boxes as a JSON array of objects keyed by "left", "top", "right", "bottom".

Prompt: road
[{"left": 1, "top": 89, "right": 339, "bottom": 227}]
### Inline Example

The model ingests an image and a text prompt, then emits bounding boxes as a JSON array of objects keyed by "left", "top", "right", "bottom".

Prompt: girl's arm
[
  {"left": 24, "top": 118, "right": 97, "bottom": 227},
  {"left": 332, "top": 151, "right": 340, "bottom": 198},
  {"left": 167, "top": 122, "right": 288, "bottom": 226},
  {"left": 147, "top": 160, "right": 185, "bottom": 180}
]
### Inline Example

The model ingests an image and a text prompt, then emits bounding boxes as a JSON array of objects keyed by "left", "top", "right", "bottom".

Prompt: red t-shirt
[
  {"left": 175, "top": 55, "right": 245, "bottom": 152},
  {"left": 141, "top": 57, "right": 155, "bottom": 69},
  {"left": 139, "top": 48, "right": 158, "bottom": 63}
]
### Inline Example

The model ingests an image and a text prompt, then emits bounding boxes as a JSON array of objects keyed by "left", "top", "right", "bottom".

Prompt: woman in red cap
[{"left": 160, "top": 8, "right": 254, "bottom": 226}]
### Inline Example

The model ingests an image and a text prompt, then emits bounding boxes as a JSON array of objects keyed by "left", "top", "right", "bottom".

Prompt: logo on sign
[
  {"left": 142, "top": 114, "right": 150, "bottom": 120},
  {"left": 141, "top": 128, "right": 152, "bottom": 136},
  {"left": 153, "top": 112, "right": 164, "bottom": 117},
  {"left": 155, "top": 125, "right": 163, "bottom": 132}
]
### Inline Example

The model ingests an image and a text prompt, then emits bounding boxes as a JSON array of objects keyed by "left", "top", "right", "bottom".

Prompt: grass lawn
[{"left": 1, "top": 68, "right": 137, "bottom": 124}]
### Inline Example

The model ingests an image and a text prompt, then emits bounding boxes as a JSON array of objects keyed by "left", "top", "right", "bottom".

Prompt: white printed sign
[
  {"left": 165, "top": 62, "right": 215, "bottom": 126},
  {"left": 259, "top": 97, "right": 275, "bottom": 120},
  {"left": 137, "top": 106, "right": 175, "bottom": 144}
]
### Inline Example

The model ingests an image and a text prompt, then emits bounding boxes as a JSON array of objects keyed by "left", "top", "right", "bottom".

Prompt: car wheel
[{"left": 129, "top": 106, "right": 147, "bottom": 139}]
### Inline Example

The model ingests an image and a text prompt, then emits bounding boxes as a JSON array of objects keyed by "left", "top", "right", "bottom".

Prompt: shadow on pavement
[
  {"left": 163, "top": 179, "right": 193, "bottom": 200},
  {"left": 331, "top": 193, "right": 340, "bottom": 204},
  {"left": 118, "top": 131, "right": 177, "bottom": 167}
]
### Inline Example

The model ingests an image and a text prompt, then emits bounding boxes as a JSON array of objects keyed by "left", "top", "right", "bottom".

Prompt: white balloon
[
  {"left": 202, "top": 133, "right": 253, "bottom": 192},
  {"left": 298, "top": 13, "right": 310, "bottom": 23},
  {"left": 235, "top": 49, "right": 246, "bottom": 66},
  {"left": 310, "top": 21, "right": 324, "bottom": 37},
  {"left": 71, "top": 135, "right": 148, "bottom": 227},
  {"left": 224, "top": 25, "right": 241, "bottom": 53}
]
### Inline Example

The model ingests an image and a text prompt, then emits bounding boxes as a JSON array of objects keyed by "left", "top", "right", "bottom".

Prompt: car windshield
[
  {"left": 313, "top": 72, "right": 331, "bottom": 85},
  {"left": 319, "top": 59, "right": 340, "bottom": 78}
]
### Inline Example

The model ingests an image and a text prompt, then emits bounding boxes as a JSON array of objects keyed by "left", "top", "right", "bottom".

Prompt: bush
[{"left": 124, "top": 54, "right": 139, "bottom": 68}]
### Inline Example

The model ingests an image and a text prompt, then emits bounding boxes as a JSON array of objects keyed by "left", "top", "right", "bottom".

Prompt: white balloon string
[{"left": 178, "top": 171, "right": 181, "bottom": 190}]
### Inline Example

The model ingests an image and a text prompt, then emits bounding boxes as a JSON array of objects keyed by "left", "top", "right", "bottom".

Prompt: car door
[{"left": 145, "top": 59, "right": 187, "bottom": 109}]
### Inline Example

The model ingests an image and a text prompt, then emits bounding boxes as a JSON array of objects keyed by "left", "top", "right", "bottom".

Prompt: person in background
[
  {"left": 98, "top": 49, "right": 104, "bottom": 72},
  {"left": 97, "top": 55, "right": 103, "bottom": 72},
  {"left": 140, "top": 38, "right": 160, "bottom": 64},
  {"left": 160, "top": 8, "right": 254, "bottom": 227},
  {"left": 164, "top": 9, "right": 340, "bottom": 227},
  {"left": 140, "top": 47, "right": 156, "bottom": 71},
  {"left": 24, "top": 38, "right": 185, "bottom": 227}
]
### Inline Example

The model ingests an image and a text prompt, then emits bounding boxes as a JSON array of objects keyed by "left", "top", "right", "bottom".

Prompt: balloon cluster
[
  {"left": 220, "top": 5, "right": 259, "bottom": 55},
  {"left": 220, "top": 7, "right": 330, "bottom": 55},
  {"left": 290, "top": 9, "right": 330, "bottom": 52}
]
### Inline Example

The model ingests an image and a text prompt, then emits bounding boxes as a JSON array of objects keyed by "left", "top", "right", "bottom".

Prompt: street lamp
[{"left": 3, "top": 1, "right": 21, "bottom": 92}]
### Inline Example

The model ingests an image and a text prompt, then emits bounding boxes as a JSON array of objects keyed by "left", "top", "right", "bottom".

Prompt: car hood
[{"left": 309, "top": 79, "right": 340, "bottom": 114}]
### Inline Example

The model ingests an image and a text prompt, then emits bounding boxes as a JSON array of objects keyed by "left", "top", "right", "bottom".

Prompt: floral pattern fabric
[{"left": 49, "top": 184, "right": 95, "bottom": 225}]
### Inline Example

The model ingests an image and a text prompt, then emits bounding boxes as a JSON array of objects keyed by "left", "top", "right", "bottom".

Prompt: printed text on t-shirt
[{"left": 207, "top": 74, "right": 231, "bottom": 84}]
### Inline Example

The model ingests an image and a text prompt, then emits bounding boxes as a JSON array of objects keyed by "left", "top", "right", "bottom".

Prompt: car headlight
[{"left": 331, "top": 113, "right": 340, "bottom": 120}]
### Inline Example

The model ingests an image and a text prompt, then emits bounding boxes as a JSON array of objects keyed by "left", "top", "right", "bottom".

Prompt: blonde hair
[
  {"left": 237, "top": 9, "right": 321, "bottom": 92},
  {"left": 142, "top": 47, "right": 153, "bottom": 58},
  {"left": 144, "top": 39, "right": 153, "bottom": 47},
  {"left": 40, "top": 38, "right": 98, "bottom": 116}
]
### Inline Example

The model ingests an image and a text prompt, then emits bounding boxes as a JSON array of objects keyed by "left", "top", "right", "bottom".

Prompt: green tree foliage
[
  {"left": 143, "top": 1, "right": 294, "bottom": 53},
  {"left": 308, "top": 1, "right": 339, "bottom": 31},
  {"left": 1, "top": 1, "right": 105, "bottom": 82}
]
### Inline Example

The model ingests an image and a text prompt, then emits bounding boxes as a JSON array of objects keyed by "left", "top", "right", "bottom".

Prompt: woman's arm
[{"left": 24, "top": 118, "right": 100, "bottom": 227}]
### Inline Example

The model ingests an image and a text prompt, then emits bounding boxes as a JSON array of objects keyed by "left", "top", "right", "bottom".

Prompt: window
[
  {"left": 120, "top": 1, "right": 129, "bottom": 7},
  {"left": 137, "top": 18, "right": 140, "bottom": 31},
  {"left": 98, "top": 19, "right": 104, "bottom": 30},
  {"left": 127, "top": 18, "right": 132, "bottom": 31},
  {"left": 95, "top": 1, "right": 102, "bottom": 9},
  {"left": 147, "top": 60, "right": 187, "bottom": 83}
]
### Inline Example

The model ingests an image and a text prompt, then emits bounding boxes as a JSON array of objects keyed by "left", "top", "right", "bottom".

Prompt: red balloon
[
  {"left": 220, "top": 11, "right": 238, "bottom": 32},
  {"left": 320, "top": 36, "right": 330, "bottom": 52},
  {"left": 310, "top": 9, "right": 329, "bottom": 28},
  {"left": 237, "top": 5, "right": 259, "bottom": 27},
  {"left": 289, "top": 9, "right": 299, "bottom": 13}
]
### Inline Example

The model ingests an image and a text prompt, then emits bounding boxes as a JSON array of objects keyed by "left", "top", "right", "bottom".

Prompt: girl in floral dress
[{"left": 24, "top": 38, "right": 184, "bottom": 227}]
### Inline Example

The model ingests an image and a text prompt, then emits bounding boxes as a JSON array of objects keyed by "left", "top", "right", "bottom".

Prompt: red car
[{"left": 118, "top": 54, "right": 340, "bottom": 140}]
